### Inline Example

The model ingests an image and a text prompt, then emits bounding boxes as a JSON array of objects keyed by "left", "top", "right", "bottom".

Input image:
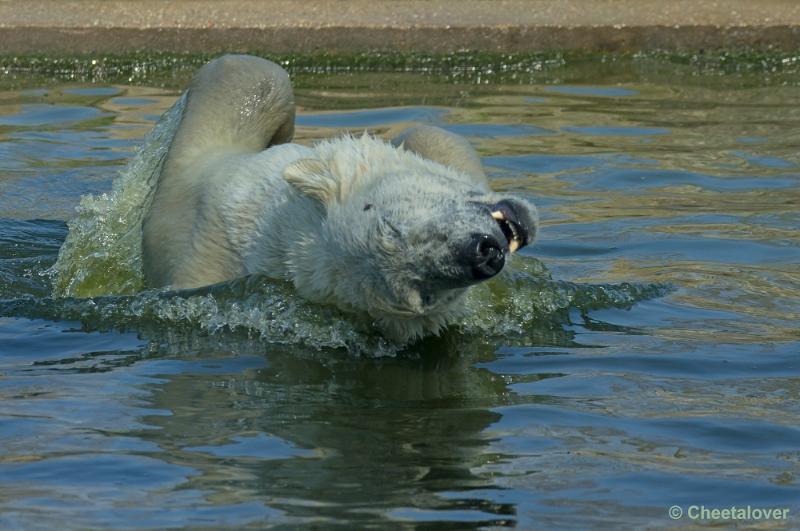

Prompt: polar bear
[{"left": 142, "top": 55, "right": 538, "bottom": 342}]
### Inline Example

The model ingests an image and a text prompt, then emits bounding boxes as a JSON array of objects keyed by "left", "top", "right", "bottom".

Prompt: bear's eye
[{"left": 363, "top": 204, "right": 373, "bottom": 211}]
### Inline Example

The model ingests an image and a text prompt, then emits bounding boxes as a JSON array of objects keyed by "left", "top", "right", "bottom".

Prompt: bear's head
[{"left": 284, "top": 136, "right": 538, "bottom": 343}]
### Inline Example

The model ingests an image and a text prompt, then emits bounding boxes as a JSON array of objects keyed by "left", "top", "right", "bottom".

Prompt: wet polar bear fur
[{"left": 142, "top": 55, "right": 539, "bottom": 342}]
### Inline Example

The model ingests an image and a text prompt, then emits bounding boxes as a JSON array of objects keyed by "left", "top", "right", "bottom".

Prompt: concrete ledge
[
  {"left": 3, "top": 26, "right": 800, "bottom": 54},
  {"left": 1, "top": 1, "right": 799, "bottom": 54}
]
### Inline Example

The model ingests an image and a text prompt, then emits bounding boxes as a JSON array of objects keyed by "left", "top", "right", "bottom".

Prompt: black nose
[{"left": 462, "top": 234, "right": 506, "bottom": 280}]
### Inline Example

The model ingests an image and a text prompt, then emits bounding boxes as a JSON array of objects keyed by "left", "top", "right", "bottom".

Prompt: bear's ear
[{"left": 284, "top": 158, "right": 338, "bottom": 204}]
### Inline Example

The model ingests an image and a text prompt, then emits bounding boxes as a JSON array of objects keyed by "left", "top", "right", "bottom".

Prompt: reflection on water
[
  {"left": 0, "top": 64, "right": 799, "bottom": 528},
  {"left": 147, "top": 345, "right": 512, "bottom": 525}
]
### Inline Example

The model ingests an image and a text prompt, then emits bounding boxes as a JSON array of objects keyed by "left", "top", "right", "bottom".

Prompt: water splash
[
  {"left": 2, "top": 262, "right": 671, "bottom": 356},
  {"left": 49, "top": 93, "right": 187, "bottom": 297},
  {"left": 462, "top": 258, "right": 671, "bottom": 337}
]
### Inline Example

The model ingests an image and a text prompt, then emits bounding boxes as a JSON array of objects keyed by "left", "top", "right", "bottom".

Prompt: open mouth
[{"left": 490, "top": 201, "right": 530, "bottom": 253}]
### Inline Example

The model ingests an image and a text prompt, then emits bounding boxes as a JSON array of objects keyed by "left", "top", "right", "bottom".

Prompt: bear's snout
[{"left": 460, "top": 233, "right": 506, "bottom": 280}]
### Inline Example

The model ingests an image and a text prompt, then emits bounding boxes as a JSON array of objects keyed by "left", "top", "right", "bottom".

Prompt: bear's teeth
[{"left": 492, "top": 210, "right": 522, "bottom": 253}]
